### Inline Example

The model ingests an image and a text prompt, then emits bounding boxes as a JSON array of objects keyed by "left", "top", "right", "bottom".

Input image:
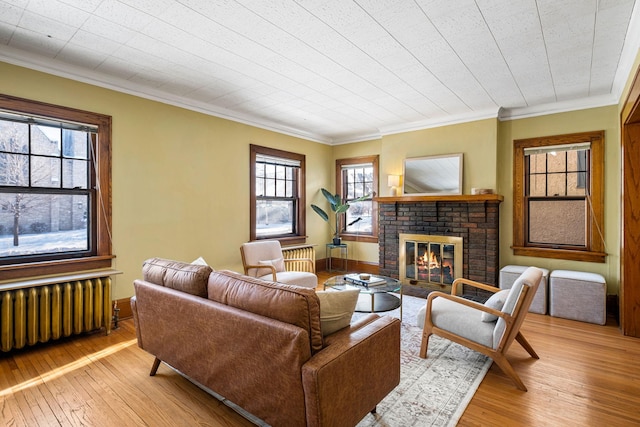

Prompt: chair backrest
[
  {"left": 493, "top": 266, "right": 543, "bottom": 350},
  {"left": 240, "top": 240, "right": 285, "bottom": 277}
]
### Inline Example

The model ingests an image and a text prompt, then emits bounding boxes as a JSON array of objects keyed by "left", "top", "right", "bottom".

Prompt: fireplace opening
[{"left": 399, "top": 233, "right": 462, "bottom": 293}]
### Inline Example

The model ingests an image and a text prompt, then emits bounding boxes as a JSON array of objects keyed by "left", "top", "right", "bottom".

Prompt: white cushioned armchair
[
  {"left": 240, "top": 240, "right": 317, "bottom": 289},
  {"left": 418, "top": 266, "right": 543, "bottom": 391}
]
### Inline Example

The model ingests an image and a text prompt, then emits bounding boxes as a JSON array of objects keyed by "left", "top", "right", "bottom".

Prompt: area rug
[{"left": 354, "top": 294, "right": 492, "bottom": 427}]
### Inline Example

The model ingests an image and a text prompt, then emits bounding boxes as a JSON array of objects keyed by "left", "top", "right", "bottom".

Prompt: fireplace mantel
[{"left": 375, "top": 194, "right": 503, "bottom": 203}]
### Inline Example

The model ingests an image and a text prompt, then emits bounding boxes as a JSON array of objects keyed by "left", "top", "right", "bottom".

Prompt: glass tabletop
[{"left": 323, "top": 274, "right": 401, "bottom": 294}]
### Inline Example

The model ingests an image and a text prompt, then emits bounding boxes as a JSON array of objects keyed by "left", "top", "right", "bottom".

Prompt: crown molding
[
  {"left": 498, "top": 94, "right": 618, "bottom": 121},
  {"left": 330, "top": 132, "right": 383, "bottom": 145},
  {"left": 612, "top": 0, "right": 640, "bottom": 101},
  {"left": 377, "top": 108, "right": 500, "bottom": 137},
  {"left": 2, "top": 37, "right": 636, "bottom": 146},
  {"left": 0, "top": 47, "right": 333, "bottom": 144}
]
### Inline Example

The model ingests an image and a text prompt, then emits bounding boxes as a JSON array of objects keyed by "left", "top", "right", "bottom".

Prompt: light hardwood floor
[{"left": 1, "top": 273, "right": 639, "bottom": 426}]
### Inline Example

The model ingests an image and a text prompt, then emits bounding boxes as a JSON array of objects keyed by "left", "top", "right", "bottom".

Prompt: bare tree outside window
[
  {"left": 0, "top": 120, "right": 90, "bottom": 257},
  {"left": 0, "top": 94, "right": 112, "bottom": 280},
  {"left": 0, "top": 121, "right": 29, "bottom": 246}
]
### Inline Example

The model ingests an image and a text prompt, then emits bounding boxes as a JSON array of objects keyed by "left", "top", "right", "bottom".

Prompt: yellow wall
[
  {"left": 379, "top": 118, "right": 499, "bottom": 195},
  {"left": 497, "top": 106, "right": 620, "bottom": 293},
  {"left": 1, "top": 58, "right": 630, "bottom": 298},
  {"left": 0, "top": 62, "right": 333, "bottom": 299},
  {"left": 332, "top": 110, "right": 621, "bottom": 293},
  {"left": 333, "top": 118, "right": 500, "bottom": 267}
]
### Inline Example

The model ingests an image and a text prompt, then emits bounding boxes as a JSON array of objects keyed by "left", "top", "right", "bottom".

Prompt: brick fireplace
[{"left": 377, "top": 194, "right": 503, "bottom": 296}]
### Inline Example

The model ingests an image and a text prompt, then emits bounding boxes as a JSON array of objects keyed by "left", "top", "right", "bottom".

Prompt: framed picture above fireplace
[{"left": 402, "top": 153, "right": 463, "bottom": 195}]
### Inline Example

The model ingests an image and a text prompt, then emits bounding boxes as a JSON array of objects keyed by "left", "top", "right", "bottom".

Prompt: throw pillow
[
  {"left": 316, "top": 289, "right": 361, "bottom": 336},
  {"left": 481, "top": 289, "right": 510, "bottom": 322},
  {"left": 191, "top": 256, "right": 209, "bottom": 266},
  {"left": 257, "top": 257, "right": 285, "bottom": 277}
]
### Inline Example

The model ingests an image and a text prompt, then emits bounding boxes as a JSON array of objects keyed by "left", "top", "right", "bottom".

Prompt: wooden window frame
[
  {"left": 249, "top": 144, "right": 306, "bottom": 245},
  {"left": 0, "top": 94, "right": 113, "bottom": 280},
  {"left": 335, "top": 155, "right": 379, "bottom": 243},
  {"left": 512, "top": 130, "right": 605, "bottom": 262}
]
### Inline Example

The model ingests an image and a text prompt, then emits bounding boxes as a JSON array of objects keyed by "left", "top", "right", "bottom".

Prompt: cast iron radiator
[
  {"left": 0, "top": 271, "right": 119, "bottom": 352},
  {"left": 281, "top": 244, "right": 315, "bottom": 272}
]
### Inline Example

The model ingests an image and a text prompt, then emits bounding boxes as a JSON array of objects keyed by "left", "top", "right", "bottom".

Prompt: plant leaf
[
  {"left": 310, "top": 204, "right": 329, "bottom": 222},
  {"left": 321, "top": 188, "right": 342, "bottom": 209},
  {"left": 320, "top": 188, "right": 335, "bottom": 203}
]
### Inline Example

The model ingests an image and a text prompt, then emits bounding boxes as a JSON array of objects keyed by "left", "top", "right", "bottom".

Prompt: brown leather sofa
[{"left": 131, "top": 258, "right": 401, "bottom": 427}]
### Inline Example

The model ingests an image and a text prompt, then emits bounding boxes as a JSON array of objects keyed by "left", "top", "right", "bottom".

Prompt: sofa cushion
[
  {"left": 430, "top": 297, "right": 495, "bottom": 348},
  {"left": 316, "top": 289, "right": 360, "bottom": 336},
  {"left": 142, "top": 257, "right": 212, "bottom": 298},
  {"left": 207, "top": 270, "right": 324, "bottom": 353}
]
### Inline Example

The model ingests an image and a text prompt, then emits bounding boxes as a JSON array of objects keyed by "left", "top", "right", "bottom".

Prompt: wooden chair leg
[
  {"left": 419, "top": 330, "right": 432, "bottom": 358},
  {"left": 515, "top": 332, "right": 539, "bottom": 359},
  {"left": 492, "top": 354, "right": 528, "bottom": 392},
  {"left": 150, "top": 357, "right": 161, "bottom": 376}
]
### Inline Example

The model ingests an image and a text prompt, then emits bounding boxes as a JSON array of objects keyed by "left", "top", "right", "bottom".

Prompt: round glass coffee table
[{"left": 323, "top": 274, "right": 403, "bottom": 317}]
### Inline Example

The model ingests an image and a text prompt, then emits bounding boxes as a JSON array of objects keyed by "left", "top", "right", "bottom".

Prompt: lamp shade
[{"left": 388, "top": 175, "right": 400, "bottom": 187}]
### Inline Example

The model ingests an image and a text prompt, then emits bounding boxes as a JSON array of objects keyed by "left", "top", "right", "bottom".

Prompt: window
[
  {"left": 513, "top": 131, "right": 605, "bottom": 262},
  {"left": 336, "top": 156, "right": 378, "bottom": 243},
  {"left": 0, "top": 95, "right": 113, "bottom": 279},
  {"left": 250, "top": 145, "right": 306, "bottom": 244}
]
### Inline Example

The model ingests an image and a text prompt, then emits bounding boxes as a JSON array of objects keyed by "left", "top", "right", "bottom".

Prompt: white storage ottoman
[
  {"left": 549, "top": 270, "right": 606, "bottom": 325},
  {"left": 500, "top": 265, "right": 549, "bottom": 314}
]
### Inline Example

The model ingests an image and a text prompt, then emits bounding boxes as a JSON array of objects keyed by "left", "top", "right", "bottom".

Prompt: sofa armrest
[
  {"left": 301, "top": 315, "right": 401, "bottom": 427},
  {"left": 322, "top": 313, "right": 379, "bottom": 347},
  {"left": 130, "top": 295, "right": 143, "bottom": 347}
]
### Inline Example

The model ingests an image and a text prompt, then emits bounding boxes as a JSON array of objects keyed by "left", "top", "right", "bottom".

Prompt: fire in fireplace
[{"left": 399, "top": 233, "right": 462, "bottom": 292}]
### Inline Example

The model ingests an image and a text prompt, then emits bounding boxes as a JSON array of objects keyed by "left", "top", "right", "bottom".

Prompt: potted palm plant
[{"left": 311, "top": 188, "right": 369, "bottom": 245}]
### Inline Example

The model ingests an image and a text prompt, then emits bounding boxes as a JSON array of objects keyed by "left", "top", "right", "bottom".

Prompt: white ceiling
[{"left": 0, "top": 0, "right": 638, "bottom": 144}]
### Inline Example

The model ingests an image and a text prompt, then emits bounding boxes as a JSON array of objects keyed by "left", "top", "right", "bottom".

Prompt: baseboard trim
[
  {"left": 317, "top": 258, "right": 379, "bottom": 274},
  {"left": 113, "top": 297, "right": 133, "bottom": 321}
]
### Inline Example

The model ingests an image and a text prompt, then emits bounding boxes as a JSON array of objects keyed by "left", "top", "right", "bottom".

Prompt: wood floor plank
[
  {"left": 0, "top": 395, "right": 31, "bottom": 427},
  {"left": 6, "top": 362, "right": 46, "bottom": 426},
  {"left": 0, "top": 271, "right": 638, "bottom": 426},
  {"left": 34, "top": 354, "right": 92, "bottom": 427},
  {"left": 29, "top": 346, "right": 76, "bottom": 426},
  {"left": 458, "top": 311, "right": 640, "bottom": 426}
]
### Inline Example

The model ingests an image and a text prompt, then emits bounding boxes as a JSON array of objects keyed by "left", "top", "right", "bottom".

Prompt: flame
[{"left": 418, "top": 251, "right": 440, "bottom": 269}]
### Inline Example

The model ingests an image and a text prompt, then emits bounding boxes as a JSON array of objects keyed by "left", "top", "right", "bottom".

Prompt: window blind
[
  {"left": 524, "top": 142, "right": 590, "bottom": 156},
  {"left": 0, "top": 110, "right": 98, "bottom": 133},
  {"left": 256, "top": 153, "right": 300, "bottom": 168}
]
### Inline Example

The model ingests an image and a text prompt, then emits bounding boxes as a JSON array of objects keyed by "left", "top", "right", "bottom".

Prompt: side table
[{"left": 325, "top": 243, "right": 348, "bottom": 272}]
